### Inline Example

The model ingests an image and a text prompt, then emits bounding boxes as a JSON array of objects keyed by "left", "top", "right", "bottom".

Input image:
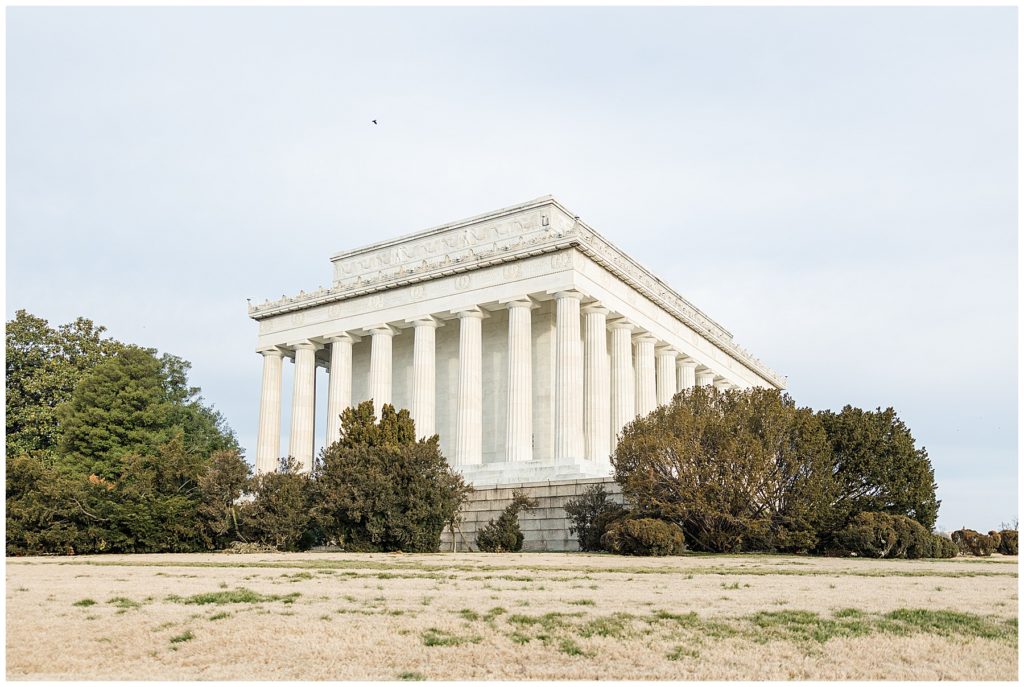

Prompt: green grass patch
[
  {"left": 280, "top": 571, "right": 314, "bottom": 581},
  {"left": 73, "top": 598, "right": 96, "bottom": 607},
  {"left": 568, "top": 599, "right": 595, "bottom": 606},
  {"left": 558, "top": 637, "right": 587, "bottom": 656},
  {"left": 667, "top": 646, "right": 700, "bottom": 661},
  {"left": 421, "top": 628, "right": 479, "bottom": 647},
  {"left": 748, "top": 610, "right": 872, "bottom": 644},
  {"left": 457, "top": 609, "right": 480, "bottom": 621},
  {"left": 107, "top": 597, "right": 142, "bottom": 610},
  {"left": 208, "top": 612, "right": 231, "bottom": 621},
  {"left": 881, "top": 608, "right": 1017, "bottom": 642},
  {"left": 577, "top": 612, "right": 633, "bottom": 639},
  {"left": 398, "top": 671, "right": 426, "bottom": 681},
  {"left": 484, "top": 606, "right": 507, "bottom": 621},
  {"left": 166, "top": 588, "right": 300, "bottom": 605},
  {"left": 170, "top": 630, "right": 194, "bottom": 644}
]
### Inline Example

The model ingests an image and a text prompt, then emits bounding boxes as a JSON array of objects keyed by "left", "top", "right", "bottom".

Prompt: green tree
[
  {"left": 55, "top": 346, "right": 236, "bottom": 480},
  {"left": 314, "top": 401, "right": 471, "bottom": 552},
  {"left": 817, "top": 406, "right": 939, "bottom": 531},
  {"left": 613, "top": 386, "right": 835, "bottom": 553},
  {"left": 5, "top": 310, "right": 123, "bottom": 459}
]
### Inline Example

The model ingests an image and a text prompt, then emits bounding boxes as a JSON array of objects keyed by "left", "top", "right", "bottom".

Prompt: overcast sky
[{"left": 7, "top": 6, "right": 1017, "bottom": 531}]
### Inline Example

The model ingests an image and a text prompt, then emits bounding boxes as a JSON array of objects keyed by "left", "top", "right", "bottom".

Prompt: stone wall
[{"left": 440, "top": 476, "right": 623, "bottom": 552}]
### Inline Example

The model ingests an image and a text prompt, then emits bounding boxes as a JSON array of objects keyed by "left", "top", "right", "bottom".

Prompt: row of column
[{"left": 255, "top": 291, "right": 737, "bottom": 474}]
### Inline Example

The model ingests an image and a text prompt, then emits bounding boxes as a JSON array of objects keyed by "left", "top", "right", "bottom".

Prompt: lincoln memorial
[{"left": 248, "top": 196, "right": 785, "bottom": 487}]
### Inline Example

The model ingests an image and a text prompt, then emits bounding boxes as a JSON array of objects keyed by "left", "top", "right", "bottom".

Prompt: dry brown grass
[{"left": 6, "top": 552, "right": 1018, "bottom": 680}]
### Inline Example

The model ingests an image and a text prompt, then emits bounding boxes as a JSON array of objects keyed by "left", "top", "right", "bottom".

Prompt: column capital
[
  {"left": 257, "top": 346, "right": 286, "bottom": 358},
  {"left": 406, "top": 315, "right": 443, "bottom": 328},
  {"left": 656, "top": 345, "right": 678, "bottom": 357},
  {"left": 550, "top": 289, "right": 584, "bottom": 301},
  {"left": 322, "top": 331, "right": 360, "bottom": 344},
  {"left": 677, "top": 357, "right": 699, "bottom": 369},
  {"left": 367, "top": 324, "right": 398, "bottom": 336},
  {"left": 633, "top": 333, "right": 658, "bottom": 345},
  {"left": 499, "top": 296, "right": 540, "bottom": 310},
  {"left": 452, "top": 306, "right": 487, "bottom": 319},
  {"left": 608, "top": 318, "right": 635, "bottom": 332},
  {"left": 288, "top": 340, "right": 324, "bottom": 352},
  {"left": 581, "top": 302, "right": 610, "bottom": 316}
]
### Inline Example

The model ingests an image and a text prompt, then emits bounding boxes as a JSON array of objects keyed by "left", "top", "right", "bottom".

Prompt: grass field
[{"left": 5, "top": 552, "right": 1018, "bottom": 680}]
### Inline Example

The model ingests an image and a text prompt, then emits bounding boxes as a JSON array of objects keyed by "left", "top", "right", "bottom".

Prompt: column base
[{"left": 454, "top": 458, "right": 611, "bottom": 487}]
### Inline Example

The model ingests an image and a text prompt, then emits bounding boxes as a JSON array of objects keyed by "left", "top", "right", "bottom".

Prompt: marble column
[
  {"left": 695, "top": 367, "right": 716, "bottom": 387},
  {"left": 609, "top": 320, "right": 636, "bottom": 443},
  {"left": 582, "top": 303, "right": 611, "bottom": 466},
  {"left": 325, "top": 334, "right": 355, "bottom": 447},
  {"left": 676, "top": 358, "right": 698, "bottom": 392},
  {"left": 255, "top": 348, "right": 284, "bottom": 474},
  {"left": 656, "top": 347, "right": 678, "bottom": 406},
  {"left": 714, "top": 378, "right": 733, "bottom": 392},
  {"left": 411, "top": 317, "right": 439, "bottom": 438},
  {"left": 505, "top": 299, "right": 533, "bottom": 463},
  {"left": 454, "top": 308, "right": 484, "bottom": 466},
  {"left": 634, "top": 334, "right": 657, "bottom": 417},
  {"left": 288, "top": 341, "right": 321, "bottom": 472},
  {"left": 368, "top": 325, "right": 395, "bottom": 417},
  {"left": 554, "top": 291, "right": 584, "bottom": 462}
]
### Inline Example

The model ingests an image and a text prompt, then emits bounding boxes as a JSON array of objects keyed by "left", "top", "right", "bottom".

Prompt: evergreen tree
[
  {"left": 55, "top": 346, "right": 237, "bottom": 480},
  {"left": 817, "top": 405, "right": 939, "bottom": 531}
]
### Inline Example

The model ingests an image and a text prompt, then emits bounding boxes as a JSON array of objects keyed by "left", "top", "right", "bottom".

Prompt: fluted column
[
  {"left": 325, "top": 334, "right": 355, "bottom": 447},
  {"left": 255, "top": 348, "right": 284, "bottom": 474},
  {"left": 609, "top": 320, "right": 636, "bottom": 443},
  {"left": 368, "top": 325, "right": 395, "bottom": 417},
  {"left": 554, "top": 291, "right": 584, "bottom": 463},
  {"left": 505, "top": 299, "right": 533, "bottom": 463},
  {"left": 454, "top": 308, "right": 484, "bottom": 466},
  {"left": 634, "top": 334, "right": 657, "bottom": 417},
  {"left": 656, "top": 347, "right": 677, "bottom": 406},
  {"left": 696, "top": 367, "right": 716, "bottom": 387},
  {"left": 411, "top": 317, "right": 439, "bottom": 438},
  {"left": 582, "top": 304, "right": 611, "bottom": 467},
  {"left": 677, "top": 358, "right": 698, "bottom": 392},
  {"left": 288, "top": 342, "right": 321, "bottom": 472}
]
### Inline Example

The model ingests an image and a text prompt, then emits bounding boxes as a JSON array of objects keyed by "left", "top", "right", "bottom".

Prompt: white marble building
[{"left": 248, "top": 196, "right": 785, "bottom": 485}]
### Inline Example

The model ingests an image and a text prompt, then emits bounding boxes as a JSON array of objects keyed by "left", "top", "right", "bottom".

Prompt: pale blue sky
[{"left": 7, "top": 6, "right": 1017, "bottom": 531}]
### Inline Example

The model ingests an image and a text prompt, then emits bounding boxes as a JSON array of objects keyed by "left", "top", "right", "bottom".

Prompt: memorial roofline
[{"left": 248, "top": 195, "right": 786, "bottom": 388}]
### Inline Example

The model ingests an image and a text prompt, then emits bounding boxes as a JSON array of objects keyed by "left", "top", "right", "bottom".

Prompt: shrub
[
  {"left": 563, "top": 484, "right": 627, "bottom": 552},
  {"left": 600, "top": 518, "right": 685, "bottom": 556},
  {"left": 930, "top": 535, "right": 958, "bottom": 559},
  {"left": 476, "top": 489, "right": 537, "bottom": 553},
  {"left": 950, "top": 529, "right": 998, "bottom": 557},
  {"left": 996, "top": 529, "right": 1018, "bottom": 555},
  {"left": 833, "top": 512, "right": 935, "bottom": 559},
  {"left": 314, "top": 402, "right": 471, "bottom": 553},
  {"left": 239, "top": 457, "right": 317, "bottom": 551},
  {"left": 613, "top": 387, "right": 834, "bottom": 553}
]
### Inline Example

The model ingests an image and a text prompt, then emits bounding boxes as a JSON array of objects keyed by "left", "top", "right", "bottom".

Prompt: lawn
[{"left": 5, "top": 551, "right": 1018, "bottom": 680}]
